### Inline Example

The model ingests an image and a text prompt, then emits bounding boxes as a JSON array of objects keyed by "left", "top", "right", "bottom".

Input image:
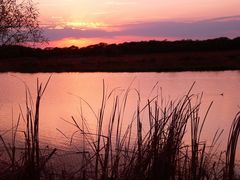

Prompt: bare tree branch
[{"left": 0, "top": 0, "right": 47, "bottom": 46}]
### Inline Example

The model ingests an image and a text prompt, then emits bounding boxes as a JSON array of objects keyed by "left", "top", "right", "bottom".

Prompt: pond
[{"left": 0, "top": 71, "right": 239, "bottom": 156}]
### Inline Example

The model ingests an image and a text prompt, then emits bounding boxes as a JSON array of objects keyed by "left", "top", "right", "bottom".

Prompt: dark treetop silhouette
[
  {"left": 0, "top": 0, "right": 45, "bottom": 46},
  {"left": 0, "top": 37, "right": 240, "bottom": 73}
]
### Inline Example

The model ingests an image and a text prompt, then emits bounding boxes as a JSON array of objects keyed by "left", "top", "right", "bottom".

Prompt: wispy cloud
[
  {"left": 119, "top": 19, "right": 240, "bottom": 39},
  {"left": 44, "top": 28, "right": 113, "bottom": 41},
  {"left": 199, "top": 15, "right": 240, "bottom": 22},
  {"left": 44, "top": 16, "right": 240, "bottom": 41}
]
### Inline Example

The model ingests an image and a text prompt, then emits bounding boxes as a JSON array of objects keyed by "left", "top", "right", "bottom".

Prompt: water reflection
[{"left": 0, "top": 71, "right": 239, "bottom": 156}]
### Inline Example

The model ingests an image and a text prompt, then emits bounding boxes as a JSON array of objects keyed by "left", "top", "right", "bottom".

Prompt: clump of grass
[
  {"left": 225, "top": 112, "right": 240, "bottom": 180},
  {"left": 0, "top": 76, "right": 56, "bottom": 180},
  {"left": 0, "top": 80, "right": 239, "bottom": 180},
  {"left": 58, "top": 82, "right": 240, "bottom": 180}
]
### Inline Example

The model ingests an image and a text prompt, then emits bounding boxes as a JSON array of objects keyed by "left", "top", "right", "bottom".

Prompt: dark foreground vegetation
[
  {"left": 0, "top": 37, "right": 240, "bottom": 72},
  {"left": 0, "top": 80, "right": 239, "bottom": 180}
]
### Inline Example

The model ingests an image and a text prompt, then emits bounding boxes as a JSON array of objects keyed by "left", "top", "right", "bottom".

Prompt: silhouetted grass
[
  {"left": 225, "top": 112, "right": 240, "bottom": 180},
  {"left": 0, "top": 76, "right": 56, "bottom": 180},
  {"left": 0, "top": 80, "right": 239, "bottom": 179}
]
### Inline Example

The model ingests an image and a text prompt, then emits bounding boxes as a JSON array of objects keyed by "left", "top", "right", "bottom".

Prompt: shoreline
[{"left": 0, "top": 50, "right": 240, "bottom": 73}]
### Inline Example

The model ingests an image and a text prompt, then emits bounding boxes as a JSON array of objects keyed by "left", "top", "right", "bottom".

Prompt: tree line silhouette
[{"left": 0, "top": 37, "right": 240, "bottom": 59}]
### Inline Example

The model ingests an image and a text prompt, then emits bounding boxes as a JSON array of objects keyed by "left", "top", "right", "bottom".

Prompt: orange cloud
[{"left": 65, "top": 21, "right": 106, "bottom": 29}]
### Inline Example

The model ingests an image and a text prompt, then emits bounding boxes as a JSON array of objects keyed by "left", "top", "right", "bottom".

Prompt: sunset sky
[{"left": 35, "top": 0, "right": 240, "bottom": 47}]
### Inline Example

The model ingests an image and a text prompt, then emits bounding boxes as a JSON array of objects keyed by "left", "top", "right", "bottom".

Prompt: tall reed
[
  {"left": 225, "top": 112, "right": 240, "bottom": 180},
  {"left": 0, "top": 76, "right": 56, "bottom": 180},
  {"left": 59, "top": 82, "right": 239, "bottom": 180},
  {"left": 1, "top": 80, "right": 239, "bottom": 180}
]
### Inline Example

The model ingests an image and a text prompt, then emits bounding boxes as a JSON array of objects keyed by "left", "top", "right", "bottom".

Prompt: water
[{"left": 0, "top": 71, "right": 239, "bottom": 155}]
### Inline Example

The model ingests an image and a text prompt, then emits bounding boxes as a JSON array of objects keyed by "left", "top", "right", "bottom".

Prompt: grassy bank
[
  {"left": 0, "top": 38, "right": 240, "bottom": 73},
  {"left": 0, "top": 80, "right": 240, "bottom": 180},
  {"left": 0, "top": 50, "right": 240, "bottom": 73}
]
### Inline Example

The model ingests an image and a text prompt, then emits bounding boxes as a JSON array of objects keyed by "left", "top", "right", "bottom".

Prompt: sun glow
[
  {"left": 47, "top": 38, "right": 95, "bottom": 47},
  {"left": 46, "top": 36, "right": 177, "bottom": 48},
  {"left": 66, "top": 21, "right": 107, "bottom": 29}
]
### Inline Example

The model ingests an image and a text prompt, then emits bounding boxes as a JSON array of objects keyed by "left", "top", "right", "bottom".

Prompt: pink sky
[{"left": 35, "top": 0, "right": 240, "bottom": 47}]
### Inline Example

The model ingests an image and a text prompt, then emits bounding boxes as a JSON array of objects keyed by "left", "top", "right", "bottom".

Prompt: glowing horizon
[{"left": 35, "top": 0, "right": 240, "bottom": 47}]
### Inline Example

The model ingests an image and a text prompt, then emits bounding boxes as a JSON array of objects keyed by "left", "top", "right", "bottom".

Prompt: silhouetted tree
[{"left": 0, "top": 0, "right": 46, "bottom": 46}]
